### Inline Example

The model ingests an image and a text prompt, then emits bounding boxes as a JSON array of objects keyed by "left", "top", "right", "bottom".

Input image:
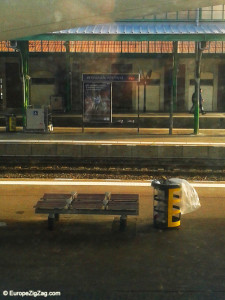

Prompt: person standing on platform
[
  {"left": 190, "top": 88, "right": 206, "bottom": 114},
  {"left": 189, "top": 91, "right": 197, "bottom": 114}
]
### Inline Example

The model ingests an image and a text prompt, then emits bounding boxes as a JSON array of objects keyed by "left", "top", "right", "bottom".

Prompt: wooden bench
[{"left": 34, "top": 192, "right": 139, "bottom": 230}]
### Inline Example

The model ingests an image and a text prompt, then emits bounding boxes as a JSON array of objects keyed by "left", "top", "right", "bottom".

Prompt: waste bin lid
[{"left": 151, "top": 179, "right": 180, "bottom": 190}]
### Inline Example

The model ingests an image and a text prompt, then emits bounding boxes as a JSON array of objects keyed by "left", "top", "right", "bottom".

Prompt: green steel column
[
  {"left": 65, "top": 42, "right": 71, "bottom": 112},
  {"left": 17, "top": 41, "right": 29, "bottom": 127},
  {"left": 194, "top": 42, "right": 202, "bottom": 135},
  {"left": 143, "top": 82, "right": 146, "bottom": 113},
  {"left": 169, "top": 41, "right": 178, "bottom": 135},
  {"left": 138, "top": 82, "right": 140, "bottom": 133},
  {"left": 173, "top": 43, "right": 178, "bottom": 111}
]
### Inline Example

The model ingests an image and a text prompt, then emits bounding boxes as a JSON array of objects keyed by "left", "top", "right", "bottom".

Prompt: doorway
[
  {"left": 5, "top": 63, "right": 23, "bottom": 109},
  {"left": 111, "top": 64, "right": 133, "bottom": 113}
]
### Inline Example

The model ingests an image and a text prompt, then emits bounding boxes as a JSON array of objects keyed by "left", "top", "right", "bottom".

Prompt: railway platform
[
  {"left": 1, "top": 112, "right": 225, "bottom": 129},
  {"left": 0, "top": 124, "right": 225, "bottom": 167},
  {"left": 0, "top": 180, "right": 224, "bottom": 299}
]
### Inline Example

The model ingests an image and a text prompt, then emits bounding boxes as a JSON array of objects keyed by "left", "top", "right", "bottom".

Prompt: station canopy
[
  {"left": 0, "top": 0, "right": 224, "bottom": 41},
  {"left": 18, "top": 22, "right": 225, "bottom": 42}
]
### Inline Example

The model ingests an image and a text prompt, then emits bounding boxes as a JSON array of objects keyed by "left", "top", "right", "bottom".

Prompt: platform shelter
[{"left": 1, "top": 6, "right": 225, "bottom": 133}]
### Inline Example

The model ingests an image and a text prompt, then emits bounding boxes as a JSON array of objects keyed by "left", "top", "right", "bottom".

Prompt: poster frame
[{"left": 82, "top": 81, "right": 112, "bottom": 124}]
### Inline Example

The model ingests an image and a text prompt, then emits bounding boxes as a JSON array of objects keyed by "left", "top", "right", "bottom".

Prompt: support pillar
[
  {"left": 65, "top": 42, "right": 71, "bottom": 112},
  {"left": 17, "top": 41, "right": 29, "bottom": 127},
  {"left": 194, "top": 41, "right": 206, "bottom": 135},
  {"left": 169, "top": 41, "right": 178, "bottom": 135},
  {"left": 137, "top": 82, "right": 140, "bottom": 133},
  {"left": 143, "top": 81, "right": 146, "bottom": 113}
]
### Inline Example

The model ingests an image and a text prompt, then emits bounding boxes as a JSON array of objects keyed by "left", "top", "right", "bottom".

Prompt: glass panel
[
  {"left": 104, "top": 41, "right": 110, "bottom": 52},
  {"left": 162, "top": 42, "right": 173, "bottom": 53},
  {"left": 42, "top": 41, "right": 49, "bottom": 52},
  {"left": 178, "top": 41, "right": 183, "bottom": 53},
  {"left": 148, "top": 41, "right": 155, "bottom": 53},
  {"left": 128, "top": 41, "right": 136, "bottom": 53},
  {"left": 122, "top": 41, "right": 129, "bottom": 53},
  {"left": 209, "top": 41, "right": 216, "bottom": 53},
  {"left": 141, "top": 41, "right": 148, "bottom": 53},
  {"left": 189, "top": 42, "right": 195, "bottom": 53},
  {"left": 57, "top": 41, "right": 62, "bottom": 52},
  {"left": 212, "top": 5, "right": 223, "bottom": 20},
  {"left": 155, "top": 41, "right": 162, "bottom": 53},
  {"left": 29, "top": 41, "right": 65, "bottom": 52},
  {"left": 35, "top": 41, "right": 42, "bottom": 52},
  {"left": 114, "top": 41, "right": 122, "bottom": 53},
  {"left": 48, "top": 41, "right": 56, "bottom": 52},
  {"left": 88, "top": 41, "right": 95, "bottom": 52},
  {"left": 69, "top": 41, "right": 76, "bottom": 52},
  {"left": 178, "top": 11, "right": 188, "bottom": 20},
  {"left": 203, "top": 43, "right": 210, "bottom": 53},
  {"left": 188, "top": 9, "right": 197, "bottom": 19},
  {"left": 0, "top": 41, "right": 14, "bottom": 52},
  {"left": 201, "top": 6, "right": 212, "bottom": 19},
  {"left": 61, "top": 42, "right": 66, "bottom": 52},
  {"left": 108, "top": 41, "right": 114, "bottom": 53},
  {"left": 216, "top": 41, "right": 223, "bottom": 53},
  {"left": 29, "top": 41, "right": 36, "bottom": 52},
  {"left": 166, "top": 12, "right": 177, "bottom": 20},
  {"left": 135, "top": 41, "right": 142, "bottom": 53},
  {"left": 95, "top": 41, "right": 102, "bottom": 53},
  {"left": 155, "top": 13, "right": 167, "bottom": 20},
  {"left": 145, "top": 15, "right": 155, "bottom": 20},
  {"left": 81, "top": 41, "right": 89, "bottom": 52},
  {"left": 75, "top": 41, "right": 82, "bottom": 52}
]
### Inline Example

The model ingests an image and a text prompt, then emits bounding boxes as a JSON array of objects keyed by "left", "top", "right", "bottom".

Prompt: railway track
[{"left": 0, "top": 160, "right": 224, "bottom": 181}]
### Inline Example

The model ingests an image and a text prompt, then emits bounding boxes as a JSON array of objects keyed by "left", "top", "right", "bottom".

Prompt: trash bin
[
  {"left": 151, "top": 179, "right": 181, "bottom": 229},
  {"left": 5, "top": 114, "right": 16, "bottom": 132}
]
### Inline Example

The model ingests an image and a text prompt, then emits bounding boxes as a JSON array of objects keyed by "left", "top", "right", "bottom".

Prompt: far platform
[
  {"left": 1, "top": 112, "right": 225, "bottom": 167},
  {"left": 0, "top": 120, "right": 225, "bottom": 167},
  {"left": 1, "top": 112, "right": 225, "bottom": 129}
]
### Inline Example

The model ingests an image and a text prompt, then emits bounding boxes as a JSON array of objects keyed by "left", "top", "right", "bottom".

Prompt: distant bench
[{"left": 35, "top": 192, "right": 139, "bottom": 230}]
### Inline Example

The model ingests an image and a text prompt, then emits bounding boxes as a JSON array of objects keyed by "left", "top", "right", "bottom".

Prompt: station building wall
[
  {"left": 0, "top": 54, "right": 225, "bottom": 113},
  {"left": 70, "top": 55, "right": 224, "bottom": 113}
]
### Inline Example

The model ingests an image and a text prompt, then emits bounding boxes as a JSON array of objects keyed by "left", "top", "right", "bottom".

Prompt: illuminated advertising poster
[{"left": 83, "top": 82, "right": 112, "bottom": 122}]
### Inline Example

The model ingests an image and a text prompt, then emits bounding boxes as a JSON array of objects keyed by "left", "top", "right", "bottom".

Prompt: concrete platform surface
[
  {"left": 1, "top": 127, "right": 225, "bottom": 164},
  {"left": 2, "top": 112, "right": 225, "bottom": 129},
  {"left": 0, "top": 180, "right": 224, "bottom": 300},
  {"left": 1, "top": 127, "right": 225, "bottom": 142}
]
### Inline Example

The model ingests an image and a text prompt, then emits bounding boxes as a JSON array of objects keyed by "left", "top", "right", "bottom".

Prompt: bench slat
[{"left": 43, "top": 193, "right": 73, "bottom": 200}]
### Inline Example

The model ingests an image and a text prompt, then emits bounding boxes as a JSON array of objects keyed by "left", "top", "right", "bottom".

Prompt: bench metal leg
[
  {"left": 55, "top": 213, "right": 60, "bottom": 222},
  {"left": 120, "top": 215, "right": 127, "bottom": 231},
  {"left": 48, "top": 213, "right": 55, "bottom": 230}
]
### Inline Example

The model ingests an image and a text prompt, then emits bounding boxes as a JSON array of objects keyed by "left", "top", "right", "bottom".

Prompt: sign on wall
[
  {"left": 82, "top": 73, "right": 140, "bottom": 82},
  {"left": 83, "top": 82, "right": 112, "bottom": 122}
]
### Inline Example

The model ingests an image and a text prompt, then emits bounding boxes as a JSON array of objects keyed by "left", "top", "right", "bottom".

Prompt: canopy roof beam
[{"left": 18, "top": 33, "right": 225, "bottom": 42}]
